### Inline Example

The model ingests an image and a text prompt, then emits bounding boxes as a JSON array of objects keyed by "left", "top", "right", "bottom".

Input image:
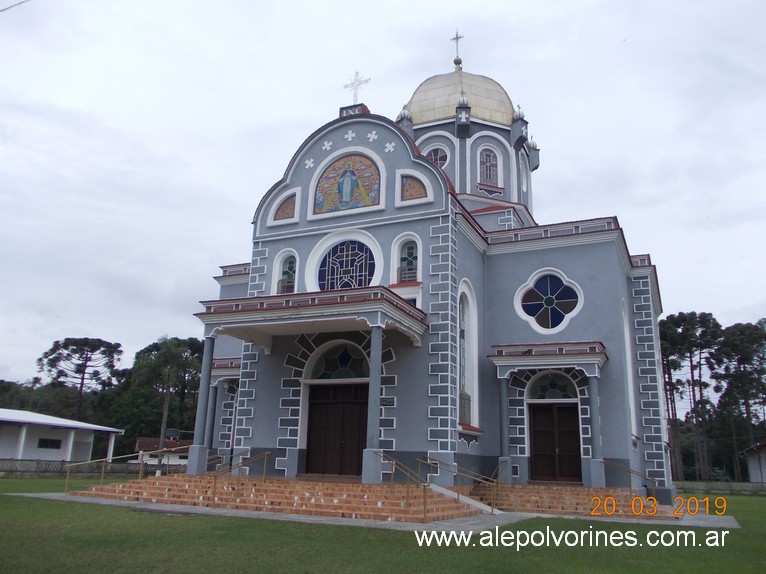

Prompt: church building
[{"left": 187, "top": 55, "right": 674, "bottom": 503}]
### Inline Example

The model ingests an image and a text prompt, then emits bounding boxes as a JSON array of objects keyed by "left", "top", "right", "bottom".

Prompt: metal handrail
[
  {"left": 208, "top": 451, "right": 271, "bottom": 508},
  {"left": 418, "top": 457, "right": 498, "bottom": 513},
  {"left": 63, "top": 446, "right": 190, "bottom": 492},
  {"left": 211, "top": 451, "right": 271, "bottom": 479},
  {"left": 207, "top": 453, "right": 226, "bottom": 472},
  {"left": 374, "top": 451, "right": 431, "bottom": 522},
  {"left": 601, "top": 459, "right": 658, "bottom": 498}
]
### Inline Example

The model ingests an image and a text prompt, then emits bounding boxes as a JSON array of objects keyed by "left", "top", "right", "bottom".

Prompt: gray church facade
[{"left": 187, "top": 58, "right": 674, "bottom": 502}]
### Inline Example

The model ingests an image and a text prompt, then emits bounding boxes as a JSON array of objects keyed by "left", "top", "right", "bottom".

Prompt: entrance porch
[{"left": 187, "top": 287, "right": 428, "bottom": 484}]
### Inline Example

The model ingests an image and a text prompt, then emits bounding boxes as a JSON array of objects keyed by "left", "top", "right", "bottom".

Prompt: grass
[{"left": 1, "top": 478, "right": 764, "bottom": 574}]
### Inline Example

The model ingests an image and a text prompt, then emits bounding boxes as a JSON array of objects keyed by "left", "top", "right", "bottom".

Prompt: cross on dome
[{"left": 450, "top": 29, "right": 464, "bottom": 59}]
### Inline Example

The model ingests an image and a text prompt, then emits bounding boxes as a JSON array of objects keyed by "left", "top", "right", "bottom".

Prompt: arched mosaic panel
[
  {"left": 274, "top": 194, "right": 296, "bottom": 220},
  {"left": 314, "top": 154, "right": 381, "bottom": 214},
  {"left": 400, "top": 175, "right": 427, "bottom": 201}
]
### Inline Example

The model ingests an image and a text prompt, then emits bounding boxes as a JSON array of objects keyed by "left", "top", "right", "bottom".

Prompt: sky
[{"left": 1, "top": 0, "right": 764, "bottom": 383}]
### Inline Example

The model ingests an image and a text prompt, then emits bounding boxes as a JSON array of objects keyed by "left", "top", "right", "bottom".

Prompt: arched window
[
  {"left": 527, "top": 372, "right": 578, "bottom": 400},
  {"left": 479, "top": 149, "right": 498, "bottom": 187},
  {"left": 459, "top": 297, "right": 469, "bottom": 425},
  {"left": 278, "top": 256, "right": 296, "bottom": 294},
  {"left": 519, "top": 152, "right": 530, "bottom": 203},
  {"left": 318, "top": 240, "right": 375, "bottom": 291},
  {"left": 309, "top": 343, "right": 369, "bottom": 379},
  {"left": 458, "top": 283, "right": 479, "bottom": 428},
  {"left": 398, "top": 241, "right": 418, "bottom": 282}
]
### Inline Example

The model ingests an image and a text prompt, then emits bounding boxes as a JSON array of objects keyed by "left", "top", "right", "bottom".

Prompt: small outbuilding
[
  {"left": 134, "top": 437, "right": 192, "bottom": 466},
  {"left": 0, "top": 408, "right": 123, "bottom": 462},
  {"left": 742, "top": 442, "right": 766, "bottom": 483}
]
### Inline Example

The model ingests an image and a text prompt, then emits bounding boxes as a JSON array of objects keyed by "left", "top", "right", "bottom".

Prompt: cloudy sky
[{"left": 1, "top": 0, "right": 764, "bottom": 383}]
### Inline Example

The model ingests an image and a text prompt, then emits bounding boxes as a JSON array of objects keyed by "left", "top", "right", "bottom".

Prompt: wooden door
[
  {"left": 529, "top": 403, "right": 582, "bottom": 482},
  {"left": 306, "top": 384, "right": 368, "bottom": 475}
]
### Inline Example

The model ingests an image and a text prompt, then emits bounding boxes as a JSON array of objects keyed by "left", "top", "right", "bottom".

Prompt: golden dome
[{"left": 406, "top": 65, "right": 515, "bottom": 126}]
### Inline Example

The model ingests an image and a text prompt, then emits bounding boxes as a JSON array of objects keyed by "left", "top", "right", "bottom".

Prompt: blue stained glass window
[
  {"left": 521, "top": 274, "right": 579, "bottom": 329},
  {"left": 532, "top": 374, "right": 577, "bottom": 399},
  {"left": 533, "top": 274, "right": 564, "bottom": 297},
  {"left": 318, "top": 240, "right": 375, "bottom": 291},
  {"left": 311, "top": 344, "right": 369, "bottom": 379}
]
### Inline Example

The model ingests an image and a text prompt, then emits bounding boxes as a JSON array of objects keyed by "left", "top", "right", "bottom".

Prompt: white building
[
  {"left": 743, "top": 443, "right": 766, "bottom": 483},
  {"left": 0, "top": 408, "right": 123, "bottom": 462}
]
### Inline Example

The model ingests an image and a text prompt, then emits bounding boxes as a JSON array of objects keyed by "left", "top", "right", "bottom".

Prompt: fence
[
  {"left": 674, "top": 481, "right": 766, "bottom": 495},
  {"left": 0, "top": 458, "right": 182, "bottom": 478}
]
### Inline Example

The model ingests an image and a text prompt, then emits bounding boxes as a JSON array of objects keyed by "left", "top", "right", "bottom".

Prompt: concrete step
[
  {"left": 70, "top": 475, "right": 481, "bottom": 523},
  {"left": 470, "top": 483, "right": 678, "bottom": 520}
]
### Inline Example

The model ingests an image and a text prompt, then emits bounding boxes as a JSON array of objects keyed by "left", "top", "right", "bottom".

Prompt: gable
[{"left": 254, "top": 114, "right": 450, "bottom": 238}]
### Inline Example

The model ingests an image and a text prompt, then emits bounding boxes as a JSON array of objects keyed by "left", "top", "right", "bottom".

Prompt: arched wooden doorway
[
  {"left": 304, "top": 342, "right": 369, "bottom": 476},
  {"left": 527, "top": 372, "right": 582, "bottom": 482}
]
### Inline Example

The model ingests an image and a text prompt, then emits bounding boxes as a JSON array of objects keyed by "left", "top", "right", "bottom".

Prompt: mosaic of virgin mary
[{"left": 313, "top": 154, "right": 381, "bottom": 214}]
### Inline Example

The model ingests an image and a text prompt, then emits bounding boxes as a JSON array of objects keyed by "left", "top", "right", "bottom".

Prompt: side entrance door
[
  {"left": 306, "top": 384, "right": 368, "bottom": 475},
  {"left": 529, "top": 403, "right": 582, "bottom": 482}
]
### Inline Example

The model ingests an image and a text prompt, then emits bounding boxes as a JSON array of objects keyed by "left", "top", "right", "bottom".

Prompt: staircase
[
  {"left": 470, "top": 483, "right": 677, "bottom": 519},
  {"left": 70, "top": 475, "right": 482, "bottom": 523}
]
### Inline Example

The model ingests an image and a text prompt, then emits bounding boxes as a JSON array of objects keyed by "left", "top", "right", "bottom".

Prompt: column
[
  {"left": 588, "top": 376, "right": 602, "bottom": 459},
  {"left": 204, "top": 383, "right": 217, "bottom": 449},
  {"left": 106, "top": 434, "right": 116, "bottom": 462},
  {"left": 65, "top": 429, "right": 76, "bottom": 462},
  {"left": 588, "top": 375, "right": 605, "bottom": 487},
  {"left": 499, "top": 378, "right": 509, "bottom": 458},
  {"left": 15, "top": 425, "right": 28, "bottom": 459},
  {"left": 188, "top": 334, "right": 215, "bottom": 475},
  {"left": 498, "top": 376, "right": 513, "bottom": 484},
  {"left": 362, "top": 325, "right": 383, "bottom": 484}
]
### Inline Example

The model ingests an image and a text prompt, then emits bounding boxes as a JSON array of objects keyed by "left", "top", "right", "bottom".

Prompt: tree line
[
  {"left": 660, "top": 313, "right": 766, "bottom": 482},
  {"left": 0, "top": 336, "right": 203, "bottom": 458}
]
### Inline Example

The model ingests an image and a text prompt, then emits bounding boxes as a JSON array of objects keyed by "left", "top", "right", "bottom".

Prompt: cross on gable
[{"left": 344, "top": 71, "right": 370, "bottom": 105}]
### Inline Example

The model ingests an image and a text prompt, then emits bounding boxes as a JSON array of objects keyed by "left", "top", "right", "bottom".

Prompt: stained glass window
[
  {"left": 318, "top": 240, "right": 375, "bottom": 290},
  {"left": 479, "top": 149, "right": 498, "bottom": 186},
  {"left": 520, "top": 274, "right": 579, "bottom": 329},
  {"left": 427, "top": 147, "right": 448, "bottom": 168},
  {"left": 398, "top": 241, "right": 418, "bottom": 282},
  {"left": 530, "top": 374, "right": 578, "bottom": 400},
  {"left": 458, "top": 295, "right": 471, "bottom": 425},
  {"left": 310, "top": 344, "right": 369, "bottom": 379},
  {"left": 278, "top": 256, "right": 296, "bottom": 294}
]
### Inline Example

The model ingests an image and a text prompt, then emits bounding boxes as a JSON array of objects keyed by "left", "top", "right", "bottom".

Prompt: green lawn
[{"left": 1, "top": 478, "right": 763, "bottom": 574}]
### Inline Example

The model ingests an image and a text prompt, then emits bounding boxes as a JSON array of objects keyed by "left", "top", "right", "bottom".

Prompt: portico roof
[
  {"left": 196, "top": 286, "right": 428, "bottom": 354},
  {"left": 489, "top": 341, "right": 608, "bottom": 379},
  {"left": 0, "top": 408, "right": 123, "bottom": 434}
]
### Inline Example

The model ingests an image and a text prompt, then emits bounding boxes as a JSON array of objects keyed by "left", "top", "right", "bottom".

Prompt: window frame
[
  {"left": 514, "top": 268, "right": 584, "bottom": 335},
  {"left": 457, "top": 280, "right": 479, "bottom": 428},
  {"left": 318, "top": 240, "right": 376, "bottom": 291},
  {"left": 272, "top": 249, "right": 300, "bottom": 295},
  {"left": 479, "top": 147, "right": 499, "bottom": 187}
]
